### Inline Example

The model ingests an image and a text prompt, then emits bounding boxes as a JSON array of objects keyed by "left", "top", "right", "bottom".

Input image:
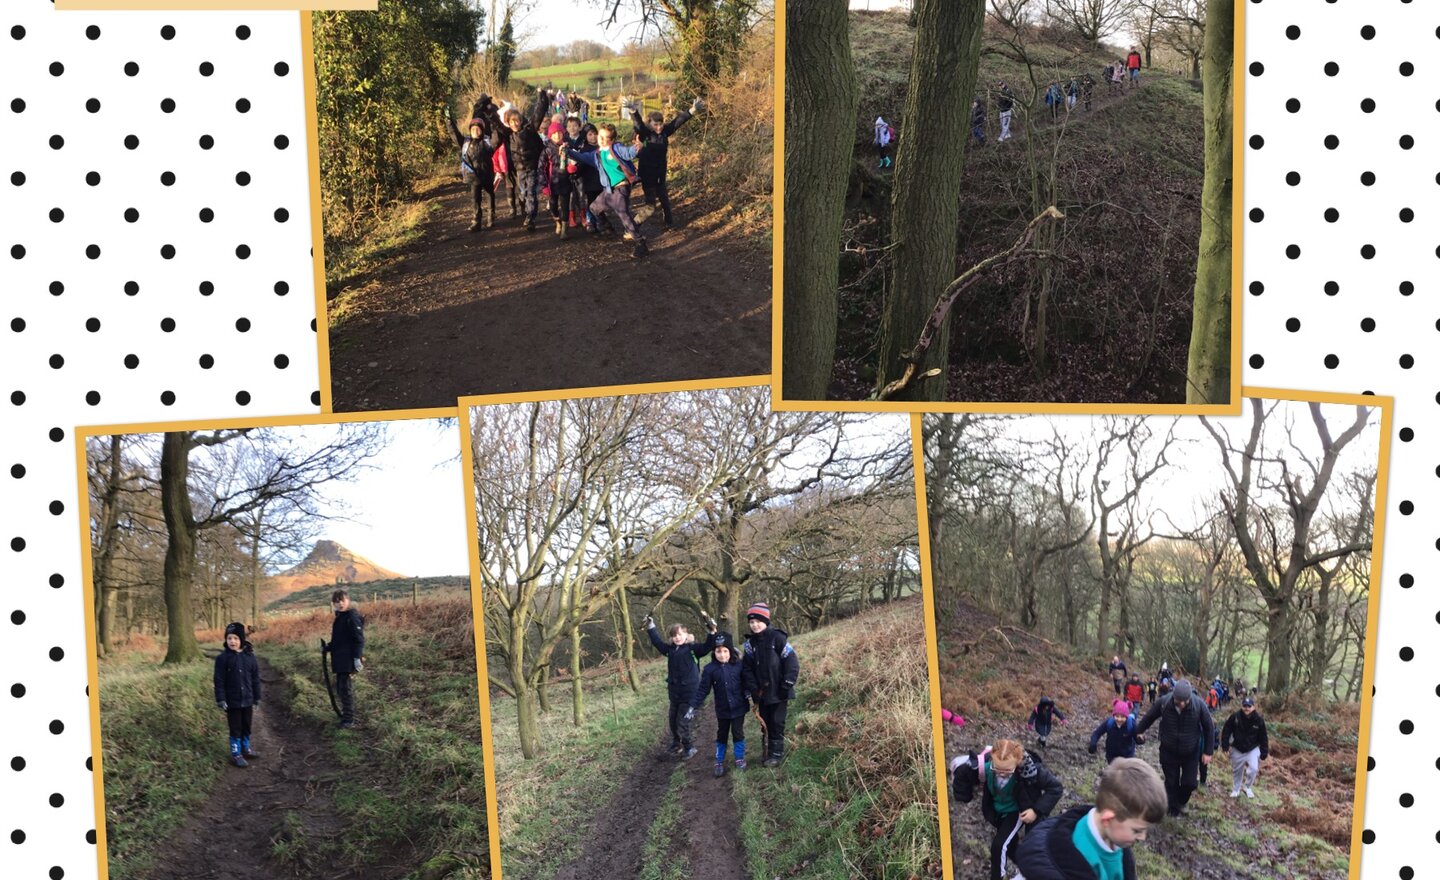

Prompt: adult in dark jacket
[
  {"left": 327, "top": 589, "right": 365, "bottom": 729},
  {"left": 688, "top": 631, "right": 749, "bottom": 775},
  {"left": 1088, "top": 700, "right": 1144, "bottom": 763},
  {"left": 952, "top": 740, "right": 1065, "bottom": 880},
  {"left": 488, "top": 89, "right": 550, "bottom": 230},
  {"left": 1134, "top": 680, "right": 1214, "bottom": 816},
  {"left": 1221, "top": 697, "right": 1269, "bottom": 799},
  {"left": 446, "top": 101, "right": 497, "bottom": 233},
  {"left": 629, "top": 97, "right": 702, "bottom": 226},
  {"left": 1108, "top": 656, "right": 1128, "bottom": 695},
  {"left": 646, "top": 614, "right": 716, "bottom": 758},
  {"left": 214, "top": 622, "right": 262, "bottom": 767},
  {"left": 741, "top": 602, "right": 799, "bottom": 766}
]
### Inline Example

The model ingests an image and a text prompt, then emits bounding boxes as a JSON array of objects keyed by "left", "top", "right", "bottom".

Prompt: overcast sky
[{"left": 495, "top": 0, "right": 664, "bottom": 52}]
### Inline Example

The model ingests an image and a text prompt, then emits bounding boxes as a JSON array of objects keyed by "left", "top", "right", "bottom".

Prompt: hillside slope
[
  {"left": 937, "top": 601, "right": 1356, "bottom": 880},
  {"left": 833, "top": 11, "right": 1205, "bottom": 404},
  {"left": 267, "top": 539, "right": 406, "bottom": 599}
]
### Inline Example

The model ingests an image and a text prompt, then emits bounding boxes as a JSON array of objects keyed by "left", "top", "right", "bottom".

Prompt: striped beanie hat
[{"left": 746, "top": 602, "right": 771, "bottom": 622}]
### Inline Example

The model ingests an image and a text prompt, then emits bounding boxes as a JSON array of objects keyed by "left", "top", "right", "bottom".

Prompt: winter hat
[
  {"left": 1172, "top": 680, "right": 1193, "bottom": 702},
  {"left": 547, "top": 121, "right": 564, "bottom": 137},
  {"left": 466, "top": 118, "right": 485, "bottom": 131},
  {"left": 1112, "top": 699, "right": 1131, "bottom": 715},
  {"left": 746, "top": 602, "right": 771, "bottom": 622},
  {"left": 712, "top": 631, "right": 735, "bottom": 651},
  {"left": 223, "top": 621, "right": 246, "bottom": 643}
]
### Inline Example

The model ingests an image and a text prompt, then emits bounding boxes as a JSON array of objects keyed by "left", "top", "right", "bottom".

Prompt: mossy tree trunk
[
  {"left": 1185, "top": 0, "right": 1234, "bottom": 404},
  {"left": 875, "top": 0, "right": 986, "bottom": 401},
  {"left": 160, "top": 433, "right": 202, "bottom": 665},
  {"left": 782, "top": 0, "right": 856, "bottom": 399}
]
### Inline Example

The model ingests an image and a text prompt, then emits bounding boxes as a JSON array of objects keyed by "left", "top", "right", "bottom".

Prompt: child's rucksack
[{"left": 886, "top": 124, "right": 897, "bottom": 143}]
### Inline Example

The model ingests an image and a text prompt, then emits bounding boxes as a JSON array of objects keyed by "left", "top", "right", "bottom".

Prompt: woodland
[
  {"left": 924, "top": 400, "right": 1378, "bottom": 700},
  {"left": 785, "top": 0, "right": 1233, "bottom": 403},
  {"left": 470, "top": 388, "right": 920, "bottom": 758}
]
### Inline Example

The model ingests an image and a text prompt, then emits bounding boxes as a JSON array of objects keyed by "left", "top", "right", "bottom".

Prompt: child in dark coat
[
  {"left": 488, "top": 89, "right": 550, "bottom": 231},
  {"left": 629, "top": 97, "right": 703, "bottom": 226},
  {"left": 1088, "top": 700, "right": 1144, "bottom": 764},
  {"left": 1012, "top": 757, "right": 1166, "bottom": 880},
  {"left": 327, "top": 589, "right": 365, "bottom": 729},
  {"left": 646, "top": 615, "right": 717, "bottom": 758},
  {"left": 1028, "top": 695, "right": 1068, "bottom": 747},
  {"left": 740, "top": 602, "right": 799, "bottom": 767},
  {"left": 1123, "top": 676, "right": 1145, "bottom": 708},
  {"left": 539, "top": 121, "right": 575, "bottom": 239},
  {"left": 446, "top": 99, "right": 497, "bottom": 233},
  {"left": 952, "top": 738, "right": 1065, "bottom": 880},
  {"left": 688, "top": 631, "right": 749, "bottom": 776},
  {"left": 214, "top": 622, "right": 262, "bottom": 767}
]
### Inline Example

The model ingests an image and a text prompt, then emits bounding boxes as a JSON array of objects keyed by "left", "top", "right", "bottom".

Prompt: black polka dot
[
  {"left": 9, "top": 464, "right": 23, "bottom": 478},
  {"left": 1401, "top": 208, "right": 1414, "bottom": 223},
  {"left": 85, "top": 391, "right": 100, "bottom": 406},
  {"left": 1399, "top": 427, "right": 1414, "bottom": 441},
  {"left": 274, "top": 208, "right": 289, "bottom": 223},
  {"left": 1400, "top": 354, "right": 1414, "bottom": 369},
  {"left": 124, "top": 134, "right": 139, "bottom": 150},
  {"left": 11, "top": 829, "right": 24, "bottom": 842},
  {"left": 235, "top": 391, "right": 251, "bottom": 406},
  {"left": 10, "top": 98, "right": 23, "bottom": 113},
  {"left": 198, "top": 354, "right": 214, "bottom": 369},
  {"left": 162, "top": 98, "right": 176, "bottom": 114},
  {"left": 49, "top": 61, "right": 63, "bottom": 77},
  {"left": 235, "top": 98, "right": 251, "bottom": 113},
  {"left": 10, "top": 318, "right": 23, "bottom": 332},
  {"left": 1361, "top": 98, "right": 1376, "bottom": 113},
  {"left": 274, "top": 61, "right": 289, "bottom": 76},
  {"left": 48, "top": 646, "right": 62, "bottom": 661},
  {"left": 123, "top": 208, "right": 138, "bottom": 223},
  {"left": 124, "top": 61, "right": 138, "bottom": 77},
  {"left": 199, "top": 134, "right": 213, "bottom": 149},
  {"left": 236, "top": 171, "right": 251, "bottom": 186},
  {"left": 49, "top": 793, "right": 63, "bottom": 808},
  {"left": 123, "top": 354, "right": 138, "bottom": 369},
  {"left": 48, "top": 430, "right": 63, "bottom": 443},
  {"left": 1361, "top": 25, "right": 1375, "bottom": 40},
  {"left": 1286, "top": 171, "right": 1301, "bottom": 186},
  {"left": 11, "top": 683, "right": 23, "bottom": 696},
  {"left": 1248, "top": 134, "right": 1263, "bottom": 149},
  {"left": 85, "top": 245, "right": 99, "bottom": 259},
  {"left": 160, "top": 390, "right": 176, "bottom": 406},
  {"left": 1324, "top": 207, "right": 1339, "bottom": 223},
  {"left": 1285, "top": 244, "right": 1300, "bottom": 260},
  {"left": 160, "top": 171, "right": 176, "bottom": 186},
  {"left": 274, "top": 354, "right": 289, "bottom": 369},
  {"left": 1248, "top": 354, "right": 1264, "bottom": 369},
  {"left": 85, "top": 98, "right": 100, "bottom": 113},
  {"left": 1324, "top": 354, "right": 1340, "bottom": 369},
  {"left": 11, "top": 245, "right": 24, "bottom": 260},
  {"left": 310, "top": 391, "right": 321, "bottom": 406},
  {"left": 1400, "top": 573, "right": 1414, "bottom": 588},
  {"left": 1399, "top": 647, "right": 1414, "bottom": 662},
  {"left": 1361, "top": 244, "right": 1376, "bottom": 259},
  {"left": 48, "top": 719, "right": 62, "bottom": 735},
  {"left": 1323, "top": 61, "right": 1338, "bottom": 76},
  {"left": 1361, "top": 171, "right": 1376, "bottom": 186},
  {"left": 10, "top": 172, "right": 24, "bottom": 186},
  {"left": 1286, "top": 98, "right": 1301, "bottom": 113},
  {"left": 1286, "top": 24, "right": 1300, "bottom": 40},
  {"left": 274, "top": 281, "right": 290, "bottom": 296},
  {"left": 1399, "top": 720, "right": 1413, "bottom": 735},
  {"left": 1400, "top": 500, "right": 1415, "bottom": 515},
  {"left": 236, "top": 24, "right": 251, "bottom": 39},
  {"left": 160, "top": 318, "right": 175, "bottom": 332},
  {"left": 275, "top": 134, "right": 290, "bottom": 149},
  {"left": 1249, "top": 61, "right": 1263, "bottom": 76},
  {"left": 199, "top": 208, "right": 214, "bottom": 223},
  {"left": 1400, "top": 61, "right": 1414, "bottom": 77},
  {"left": 11, "top": 25, "right": 25, "bottom": 39},
  {"left": 123, "top": 281, "right": 138, "bottom": 296},
  {"left": 236, "top": 244, "right": 251, "bottom": 259},
  {"left": 1361, "top": 318, "right": 1376, "bottom": 332},
  {"left": 85, "top": 171, "right": 99, "bottom": 186},
  {"left": 199, "top": 281, "right": 214, "bottom": 296},
  {"left": 1324, "top": 134, "right": 1338, "bottom": 149},
  {"left": 49, "top": 134, "right": 63, "bottom": 149},
  {"left": 161, "top": 25, "right": 175, "bottom": 39},
  {"left": 1400, "top": 134, "right": 1414, "bottom": 150},
  {"left": 160, "top": 244, "right": 176, "bottom": 260},
  {"left": 200, "top": 61, "right": 214, "bottom": 76},
  {"left": 10, "top": 391, "right": 23, "bottom": 406},
  {"left": 1283, "top": 318, "right": 1299, "bottom": 333},
  {"left": 48, "top": 354, "right": 62, "bottom": 369}
]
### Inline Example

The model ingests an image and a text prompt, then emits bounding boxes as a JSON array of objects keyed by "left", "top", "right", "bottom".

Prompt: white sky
[
  {"left": 962, "top": 401, "right": 1382, "bottom": 533},
  {"left": 316, "top": 419, "right": 469, "bottom": 577},
  {"left": 495, "top": 0, "right": 663, "bottom": 53}
]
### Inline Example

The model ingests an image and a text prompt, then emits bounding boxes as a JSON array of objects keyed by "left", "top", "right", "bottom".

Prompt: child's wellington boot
[
  {"left": 241, "top": 736, "right": 259, "bottom": 759},
  {"left": 734, "top": 739, "right": 747, "bottom": 770},
  {"left": 714, "top": 742, "right": 727, "bottom": 777},
  {"left": 229, "top": 737, "right": 248, "bottom": 768}
]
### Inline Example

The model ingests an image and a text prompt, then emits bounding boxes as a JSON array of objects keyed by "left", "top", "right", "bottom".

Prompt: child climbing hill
[{"left": 952, "top": 738, "right": 1065, "bottom": 880}]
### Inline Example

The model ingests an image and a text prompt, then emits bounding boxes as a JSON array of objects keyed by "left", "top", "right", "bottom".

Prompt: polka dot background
[
  {"left": 1243, "top": 0, "right": 1439, "bottom": 875},
  {"left": 2, "top": 2, "right": 320, "bottom": 878}
]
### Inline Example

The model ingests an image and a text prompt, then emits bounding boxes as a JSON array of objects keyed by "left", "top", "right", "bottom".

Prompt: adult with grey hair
[{"left": 1134, "top": 679, "right": 1214, "bottom": 817}]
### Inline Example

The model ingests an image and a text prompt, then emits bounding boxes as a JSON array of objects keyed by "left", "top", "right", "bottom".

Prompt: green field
[{"left": 510, "top": 54, "right": 672, "bottom": 94}]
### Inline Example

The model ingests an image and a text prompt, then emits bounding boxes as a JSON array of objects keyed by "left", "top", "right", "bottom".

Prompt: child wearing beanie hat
[
  {"left": 688, "top": 631, "right": 749, "bottom": 776},
  {"left": 741, "top": 602, "right": 798, "bottom": 766},
  {"left": 1088, "top": 699, "right": 1144, "bottom": 764},
  {"left": 214, "top": 622, "right": 262, "bottom": 767},
  {"left": 539, "top": 121, "right": 575, "bottom": 239}
]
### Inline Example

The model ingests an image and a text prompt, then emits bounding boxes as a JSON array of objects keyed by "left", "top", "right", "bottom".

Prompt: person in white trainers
[{"left": 1220, "top": 697, "right": 1269, "bottom": 799}]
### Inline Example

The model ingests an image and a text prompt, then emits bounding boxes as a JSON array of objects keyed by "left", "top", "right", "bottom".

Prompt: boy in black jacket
[
  {"left": 740, "top": 602, "right": 799, "bottom": 767},
  {"left": 687, "top": 631, "right": 749, "bottom": 776},
  {"left": 629, "top": 97, "right": 703, "bottom": 227},
  {"left": 489, "top": 89, "right": 550, "bottom": 231},
  {"left": 446, "top": 98, "right": 497, "bottom": 233},
  {"left": 646, "top": 614, "right": 717, "bottom": 758},
  {"left": 952, "top": 739, "right": 1065, "bottom": 880},
  {"left": 214, "top": 622, "right": 262, "bottom": 768},
  {"left": 1012, "top": 757, "right": 1167, "bottom": 880},
  {"left": 327, "top": 589, "right": 365, "bottom": 729},
  {"left": 1221, "top": 697, "right": 1269, "bottom": 799}
]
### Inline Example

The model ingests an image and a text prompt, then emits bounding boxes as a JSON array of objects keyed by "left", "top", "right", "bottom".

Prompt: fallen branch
[{"left": 874, "top": 206, "right": 1065, "bottom": 400}]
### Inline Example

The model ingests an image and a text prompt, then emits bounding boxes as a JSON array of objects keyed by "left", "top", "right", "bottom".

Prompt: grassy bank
[
  {"left": 99, "top": 653, "right": 229, "bottom": 880},
  {"left": 261, "top": 595, "right": 490, "bottom": 878},
  {"left": 324, "top": 171, "right": 448, "bottom": 310}
]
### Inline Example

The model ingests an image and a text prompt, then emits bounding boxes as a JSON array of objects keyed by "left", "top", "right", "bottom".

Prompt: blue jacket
[
  {"left": 213, "top": 644, "right": 261, "bottom": 708},
  {"left": 647, "top": 624, "right": 714, "bottom": 700},
  {"left": 568, "top": 143, "right": 641, "bottom": 193},
  {"left": 691, "top": 657, "right": 748, "bottom": 719},
  {"left": 1088, "top": 714, "right": 1140, "bottom": 762}
]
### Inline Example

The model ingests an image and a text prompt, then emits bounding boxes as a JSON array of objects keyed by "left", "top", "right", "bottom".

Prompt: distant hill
[
  {"left": 265, "top": 540, "right": 405, "bottom": 601},
  {"left": 265, "top": 574, "right": 471, "bottom": 613}
]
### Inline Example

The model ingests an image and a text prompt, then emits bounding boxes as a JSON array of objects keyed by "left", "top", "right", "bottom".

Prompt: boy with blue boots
[
  {"left": 687, "top": 631, "right": 749, "bottom": 776},
  {"left": 214, "top": 622, "right": 262, "bottom": 768}
]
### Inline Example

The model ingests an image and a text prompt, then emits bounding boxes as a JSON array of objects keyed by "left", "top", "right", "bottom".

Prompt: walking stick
[
  {"left": 752, "top": 701, "right": 769, "bottom": 761},
  {"left": 319, "top": 639, "right": 342, "bottom": 720}
]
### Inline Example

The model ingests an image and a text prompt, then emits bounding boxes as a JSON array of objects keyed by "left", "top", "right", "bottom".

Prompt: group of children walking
[
  {"left": 951, "top": 655, "right": 1273, "bottom": 878},
  {"left": 646, "top": 601, "right": 799, "bottom": 778},
  {"left": 447, "top": 86, "right": 703, "bottom": 259}
]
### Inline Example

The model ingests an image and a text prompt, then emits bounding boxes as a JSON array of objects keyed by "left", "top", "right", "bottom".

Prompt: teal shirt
[
  {"left": 598, "top": 148, "right": 626, "bottom": 187},
  {"left": 986, "top": 765, "right": 1019, "bottom": 816},
  {"left": 1070, "top": 808, "right": 1124, "bottom": 880}
]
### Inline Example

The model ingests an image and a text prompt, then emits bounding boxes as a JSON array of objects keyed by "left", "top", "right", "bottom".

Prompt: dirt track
[
  {"left": 327, "top": 182, "right": 771, "bottom": 412},
  {"left": 550, "top": 733, "right": 747, "bottom": 880},
  {"left": 147, "top": 656, "right": 367, "bottom": 880}
]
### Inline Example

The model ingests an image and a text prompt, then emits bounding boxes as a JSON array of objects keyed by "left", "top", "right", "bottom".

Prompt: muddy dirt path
[
  {"left": 550, "top": 733, "right": 747, "bottom": 880},
  {"left": 147, "top": 656, "right": 354, "bottom": 880},
  {"left": 327, "top": 183, "right": 771, "bottom": 412}
]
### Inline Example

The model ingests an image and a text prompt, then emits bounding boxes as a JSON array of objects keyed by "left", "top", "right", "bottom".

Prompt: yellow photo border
[
  {"left": 69, "top": 404, "right": 499, "bottom": 880},
  {"left": 772, "top": 0, "right": 1246, "bottom": 416},
  {"left": 914, "top": 385, "right": 1390, "bottom": 880}
]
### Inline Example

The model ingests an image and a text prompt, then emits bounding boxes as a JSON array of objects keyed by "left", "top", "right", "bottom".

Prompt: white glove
[
  {"left": 684, "top": 707, "right": 695, "bottom": 720},
  {"left": 691, "top": 98, "right": 705, "bottom": 114},
  {"left": 217, "top": 701, "right": 228, "bottom": 711},
  {"left": 644, "top": 616, "right": 655, "bottom": 629},
  {"left": 353, "top": 658, "right": 363, "bottom": 672}
]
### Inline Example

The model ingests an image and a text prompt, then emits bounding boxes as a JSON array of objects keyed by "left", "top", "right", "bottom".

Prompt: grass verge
[
  {"left": 639, "top": 766, "right": 691, "bottom": 880},
  {"left": 324, "top": 172, "right": 448, "bottom": 315},
  {"left": 99, "top": 654, "right": 228, "bottom": 880}
]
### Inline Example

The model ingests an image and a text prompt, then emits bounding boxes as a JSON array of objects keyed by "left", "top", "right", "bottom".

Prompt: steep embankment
[
  {"left": 835, "top": 11, "right": 1205, "bottom": 404},
  {"left": 937, "top": 601, "right": 1356, "bottom": 880}
]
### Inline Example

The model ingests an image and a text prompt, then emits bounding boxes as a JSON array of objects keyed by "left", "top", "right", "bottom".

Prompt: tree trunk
[
  {"left": 1263, "top": 598, "right": 1292, "bottom": 696},
  {"left": 160, "top": 432, "right": 202, "bottom": 664},
  {"left": 92, "top": 436, "right": 124, "bottom": 658},
  {"left": 570, "top": 608, "right": 584, "bottom": 726},
  {"left": 1309, "top": 567, "right": 1335, "bottom": 691},
  {"left": 1185, "top": 0, "right": 1234, "bottom": 403},
  {"left": 616, "top": 583, "right": 640, "bottom": 693},
  {"left": 509, "top": 624, "right": 540, "bottom": 757},
  {"left": 782, "top": 0, "right": 857, "bottom": 399},
  {"left": 875, "top": 0, "right": 986, "bottom": 400}
]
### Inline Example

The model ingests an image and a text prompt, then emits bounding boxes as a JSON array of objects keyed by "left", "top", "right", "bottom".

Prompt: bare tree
[{"left": 1045, "top": 0, "right": 1136, "bottom": 50}]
